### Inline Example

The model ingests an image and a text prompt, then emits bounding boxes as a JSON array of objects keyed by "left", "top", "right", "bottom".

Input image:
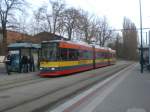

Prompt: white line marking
[
  {"left": 79, "top": 65, "right": 136, "bottom": 112},
  {"left": 50, "top": 64, "right": 136, "bottom": 112},
  {"left": 127, "top": 108, "right": 146, "bottom": 112}
]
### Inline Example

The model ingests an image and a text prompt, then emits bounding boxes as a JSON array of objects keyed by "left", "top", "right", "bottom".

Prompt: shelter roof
[{"left": 8, "top": 42, "right": 41, "bottom": 49}]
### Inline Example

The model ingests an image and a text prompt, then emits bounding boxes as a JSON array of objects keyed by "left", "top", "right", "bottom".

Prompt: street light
[{"left": 139, "top": 0, "right": 143, "bottom": 73}]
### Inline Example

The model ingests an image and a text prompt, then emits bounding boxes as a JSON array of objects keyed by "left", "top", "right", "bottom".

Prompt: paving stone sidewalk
[{"left": 0, "top": 63, "right": 39, "bottom": 83}]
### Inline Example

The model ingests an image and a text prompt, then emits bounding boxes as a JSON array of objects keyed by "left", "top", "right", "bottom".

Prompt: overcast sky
[
  {"left": 27, "top": 0, "right": 150, "bottom": 29},
  {"left": 27, "top": 0, "right": 150, "bottom": 42}
]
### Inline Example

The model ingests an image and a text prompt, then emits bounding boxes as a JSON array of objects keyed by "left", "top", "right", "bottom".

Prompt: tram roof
[
  {"left": 42, "top": 40, "right": 91, "bottom": 46},
  {"left": 42, "top": 40, "right": 62, "bottom": 43},
  {"left": 91, "top": 44, "right": 114, "bottom": 52},
  {"left": 42, "top": 40, "right": 93, "bottom": 50},
  {"left": 42, "top": 40, "right": 115, "bottom": 52}
]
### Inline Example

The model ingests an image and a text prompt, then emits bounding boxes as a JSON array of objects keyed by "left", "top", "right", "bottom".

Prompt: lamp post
[{"left": 139, "top": 0, "right": 143, "bottom": 73}]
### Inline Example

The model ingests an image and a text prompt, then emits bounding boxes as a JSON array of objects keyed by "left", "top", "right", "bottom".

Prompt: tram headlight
[
  {"left": 51, "top": 67, "right": 55, "bottom": 70},
  {"left": 40, "top": 67, "right": 43, "bottom": 70}
]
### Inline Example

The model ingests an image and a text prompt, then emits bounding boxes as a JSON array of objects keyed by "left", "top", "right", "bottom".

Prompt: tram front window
[{"left": 41, "top": 43, "right": 57, "bottom": 61}]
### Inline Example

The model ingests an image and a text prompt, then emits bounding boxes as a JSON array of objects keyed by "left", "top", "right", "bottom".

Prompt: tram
[{"left": 39, "top": 40, "right": 116, "bottom": 76}]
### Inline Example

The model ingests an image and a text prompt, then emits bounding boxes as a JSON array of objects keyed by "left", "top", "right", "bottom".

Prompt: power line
[{"left": 111, "top": 27, "right": 150, "bottom": 31}]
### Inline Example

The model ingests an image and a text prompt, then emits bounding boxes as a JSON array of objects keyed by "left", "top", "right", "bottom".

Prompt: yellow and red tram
[{"left": 39, "top": 40, "right": 116, "bottom": 76}]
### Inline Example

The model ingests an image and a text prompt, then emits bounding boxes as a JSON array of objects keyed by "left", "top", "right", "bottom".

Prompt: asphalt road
[
  {"left": 93, "top": 64, "right": 150, "bottom": 112},
  {"left": 49, "top": 63, "right": 150, "bottom": 112},
  {"left": 0, "top": 61, "right": 132, "bottom": 112}
]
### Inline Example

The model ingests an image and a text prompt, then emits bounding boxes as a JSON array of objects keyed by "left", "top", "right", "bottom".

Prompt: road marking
[
  {"left": 127, "top": 108, "right": 146, "bottom": 112},
  {"left": 50, "top": 64, "right": 136, "bottom": 112},
  {"left": 78, "top": 64, "right": 136, "bottom": 112}
]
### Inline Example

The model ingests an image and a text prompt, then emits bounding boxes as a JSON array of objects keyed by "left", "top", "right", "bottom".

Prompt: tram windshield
[{"left": 41, "top": 43, "right": 58, "bottom": 61}]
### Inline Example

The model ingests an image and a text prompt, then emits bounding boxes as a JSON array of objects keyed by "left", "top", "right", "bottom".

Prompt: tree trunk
[
  {"left": 68, "top": 27, "right": 72, "bottom": 40},
  {"left": 1, "top": 27, "right": 8, "bottom": 55}
]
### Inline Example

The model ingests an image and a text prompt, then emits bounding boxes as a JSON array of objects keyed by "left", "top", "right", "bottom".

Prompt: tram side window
[
  {"left": 110, "top": 53, "right": 113, "bottom": 58},
  {"left": 80, "top": 50, "right": 86, "bottom": 59},
  {"left": 87, "top": 51, "right": 90, "bottom": 59},
  {"left": 107, "top": 53, "right": 110, "bottom": 58},
  {"left": 96, "top": 52, "right": 102, "bottom": 59},
  {"left": 68, "top": 49, "right": 79, "bottom": 60},
  {"left": 102, "top": 52, "right": 105, "bottom": 58},
  {"left": 60, "top": 48, "right": 68, "bottom": 61},
  {"left": 87, "top": 51, "right": 92, "bottom": 59},
  {"left": 79, "top": 50, "right": 84, "bottom": 59},
  {"left": 104, "top": 52, "right": 108, "bottom": 58},
  {"left": 80, "top": 50, "right": 91, "bottom": 59},
  {"left": 88, "top": 51, "right": 91, "bottom": 59},
  {"left": 95, "top": 52, "right": 98, "bottom": 59},
  {"left": 84, "top": 51, "right": 88, "bottom": 59},
  {"left": 79, "top": 50, "right": 83, "bottom": 59}
]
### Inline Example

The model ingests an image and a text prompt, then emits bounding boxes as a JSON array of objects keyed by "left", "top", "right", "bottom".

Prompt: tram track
[
  {"left": 0, "top": 62, "right": 133, "bottom": 112},
  {"left": 34, "top": 63, "right": 134, "bottom": 112},
  {"left": 0, "top": 75, "right": 40, "bottom": 86},
  {"left": 0, "top": 62, "right": 128, "bottom": 92},
  {"left": 0, "top": 78, "right": 49, "bottom": 92}
]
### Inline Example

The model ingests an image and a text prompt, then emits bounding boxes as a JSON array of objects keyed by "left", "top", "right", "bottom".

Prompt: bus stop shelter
[
  {"left": 7, "top": 42, "right": 41, "bottom": 73},
  {"left": 139, "top": 45, "right": 150, "bottom": 70}
]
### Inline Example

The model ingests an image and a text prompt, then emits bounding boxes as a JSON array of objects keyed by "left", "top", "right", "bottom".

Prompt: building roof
[
  {"left": 6, "top": 30, "right": 38, "bottom": 44},
  {"left": 0, "top": 30, "right": 65, "bottom": 44},
  {"left": 33, "top": 32, "right": 64, "bottom": 42}
]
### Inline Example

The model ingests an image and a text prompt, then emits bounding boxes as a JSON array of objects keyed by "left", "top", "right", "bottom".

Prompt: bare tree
[
  {"left": 0, "top": 0, "right": 26, "bottom": 54},
  {"left": 30, "top": 1, "right": 114, "bottom": 45},
  {"left": 122, "top": 17, "right": 138, "bottom": 60},
  {"left": 15, "top": 12, "right": 28, "bottom": 34},
  {"left": 33, "top": 6, "right": 47, "bottom": 34},
  {"left": 61, "top": 8, "right": 81, "bottom": 40},
  {"left": 78, "top": 11, "right": 97, "bottom": 43},
  {"left": 56, "top": 16, "right": 65, "bottom": 36},
  {"left": 45, "top": 13, "right": 52, "bottom": 33},
  {"left": 114, "top": 34, "right": 123, "bottom": 58},
  {"left": 95, "top": 17, "right": 113, "bottom": 46},
  {"left": 49, "top": 0, "right": 65, "bottom": 34},
  {"left": 32, "top": 0, "right": 65, "bottom": 36},
  {"left": 107, "top": 33, "right": 124, "bottom": 59}
]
